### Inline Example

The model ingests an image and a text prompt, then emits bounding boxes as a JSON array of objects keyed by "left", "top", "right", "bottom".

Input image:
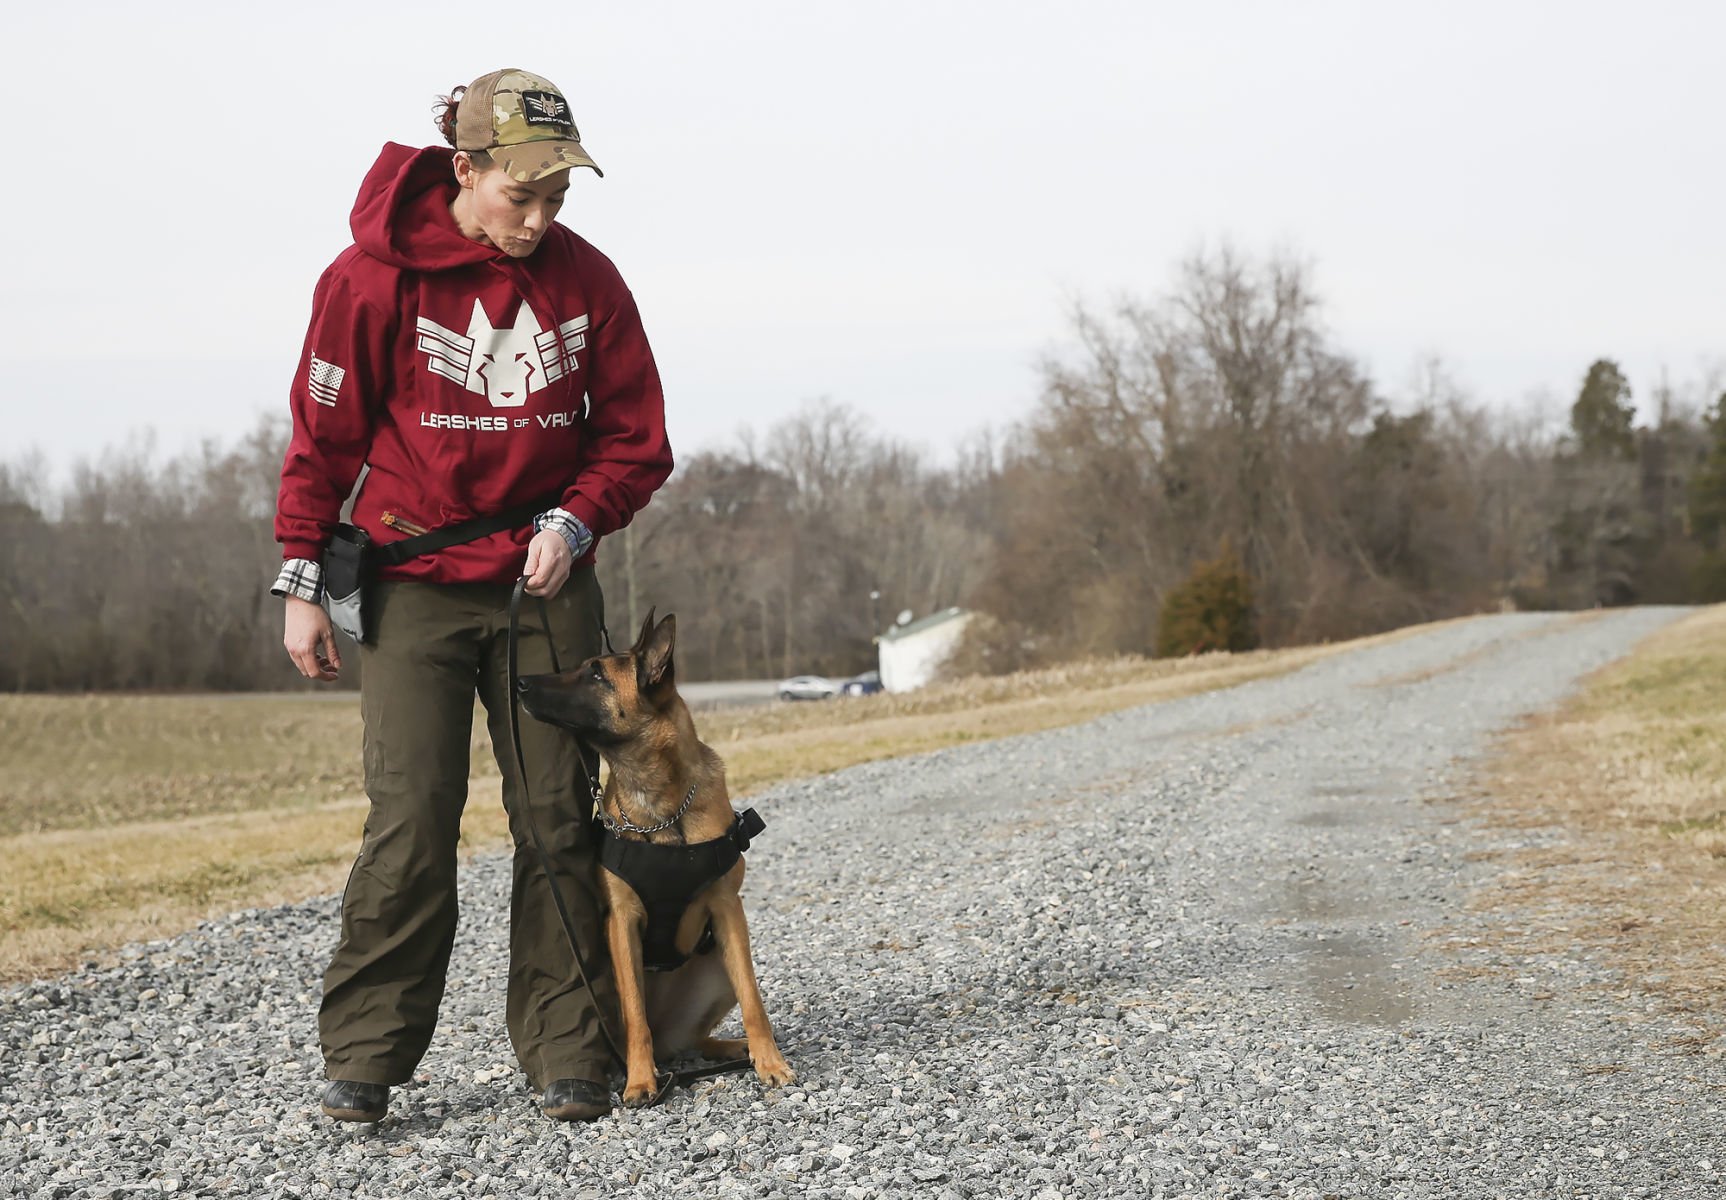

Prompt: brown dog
[{"left": 518, "top": 610, "right": 794, "bottom": 1106}]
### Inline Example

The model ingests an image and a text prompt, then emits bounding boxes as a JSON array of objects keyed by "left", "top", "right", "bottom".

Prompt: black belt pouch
[{"left": 322, "top": 524, "right": 374, "bottom": 644}]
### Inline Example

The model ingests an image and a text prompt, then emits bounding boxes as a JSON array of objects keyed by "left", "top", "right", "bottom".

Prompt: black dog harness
[{"left": 600, "top": 809, "right": 767, "bottom": 972}]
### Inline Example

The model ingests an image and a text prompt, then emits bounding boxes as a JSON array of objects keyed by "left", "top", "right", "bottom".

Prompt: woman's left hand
[{"left": 523, "top": 529, "right": 573, "bottom": 598}]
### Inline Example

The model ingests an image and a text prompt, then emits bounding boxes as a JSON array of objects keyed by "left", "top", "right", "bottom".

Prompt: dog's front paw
[
  {"left": 754, "top": 1056, "right": 795, "bottom": 1088},
  {"left": 620, "top": 1079, "right": 659, "bottom": 1108}
]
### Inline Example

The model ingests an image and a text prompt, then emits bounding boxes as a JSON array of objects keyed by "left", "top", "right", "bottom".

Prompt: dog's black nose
[{"left": 516, "top": 677, "right": 530, "bottom": 694}]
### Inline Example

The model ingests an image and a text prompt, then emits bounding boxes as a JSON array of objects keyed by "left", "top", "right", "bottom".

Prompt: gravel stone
[{"left": 5, "top": 609, "right": 1725, "bottom": 1197}]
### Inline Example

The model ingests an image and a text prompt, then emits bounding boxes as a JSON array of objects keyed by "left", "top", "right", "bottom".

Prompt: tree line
[{"left": 4, "top": 248, "right": 1723, "bottom": 692}]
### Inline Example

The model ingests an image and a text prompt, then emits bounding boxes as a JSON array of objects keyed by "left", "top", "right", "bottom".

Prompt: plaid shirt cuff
[
  {"left": 271, "top": 558, "right": 324, "bottom": 604},
  {"left": 534, "top": 508, "right": 595, "bottom": 559}
]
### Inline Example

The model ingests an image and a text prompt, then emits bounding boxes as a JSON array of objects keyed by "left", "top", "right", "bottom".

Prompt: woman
[{"left": 272, "top": 68, "right": 673, "bottom": 1124}]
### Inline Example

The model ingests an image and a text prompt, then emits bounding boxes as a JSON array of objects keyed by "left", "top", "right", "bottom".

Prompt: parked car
[
  {"left": 840, "top": 670, "right": 882, "bottom": 697},
  {"left": 778, "top": 674, "right": 838, "bottom": 701}
]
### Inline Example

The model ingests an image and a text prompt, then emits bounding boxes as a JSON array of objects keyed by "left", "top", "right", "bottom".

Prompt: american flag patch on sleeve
[{"left": 308, "top": 354, "right": 346, "bottom": 407}]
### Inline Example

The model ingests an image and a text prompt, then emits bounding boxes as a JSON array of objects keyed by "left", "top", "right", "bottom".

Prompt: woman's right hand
[{"left": 285, "top": 596, "right": 342, "bottom": 681}]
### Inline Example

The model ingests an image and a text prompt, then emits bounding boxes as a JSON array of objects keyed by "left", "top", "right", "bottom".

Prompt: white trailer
[{"left": 878, "top": 607, "right": 972, "bottom": 693}]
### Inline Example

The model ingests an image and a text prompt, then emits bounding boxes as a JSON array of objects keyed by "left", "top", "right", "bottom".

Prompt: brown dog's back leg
[
  {"left": 706, "top": 889, "right": 794, "bottom": 1087},
  {"left": 697, "top": 1036, "right": 750, "bottom": 1061},
  {"left": 644, "top": 951, "right": 735, "bottom": 1058}
]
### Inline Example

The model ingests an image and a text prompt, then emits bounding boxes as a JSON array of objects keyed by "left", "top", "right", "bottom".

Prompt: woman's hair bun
[{"left": 433, "top": 85, "right": 468, "bottom": 148}]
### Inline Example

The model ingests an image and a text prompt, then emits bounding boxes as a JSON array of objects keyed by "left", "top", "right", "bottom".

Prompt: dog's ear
[
  {"left": 631, "top": 606, "right": 658, "bottom": 658},
  {"left": 637, "top": 613, "right": 676, "bottom": 694}
]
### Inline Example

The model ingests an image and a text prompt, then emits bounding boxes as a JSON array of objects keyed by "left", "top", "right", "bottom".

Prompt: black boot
[
  {"left": 321, "top": 1079, "right": 389, "bottom": 1122},
  {"left": 541, "top": 1077, "right": 612, "bottom": 1121}
]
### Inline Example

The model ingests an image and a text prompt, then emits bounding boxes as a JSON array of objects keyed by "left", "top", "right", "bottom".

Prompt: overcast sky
[{"left": 3, "top": 1, "right": 1721, "bottom": 482}]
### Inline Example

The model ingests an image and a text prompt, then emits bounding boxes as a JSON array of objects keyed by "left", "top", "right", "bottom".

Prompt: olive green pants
[{"left": 319, "top": 572, "right": 616, "bottom": 1091}]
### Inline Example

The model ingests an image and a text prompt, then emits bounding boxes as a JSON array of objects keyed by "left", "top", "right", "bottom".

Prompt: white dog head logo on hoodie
[{"left": 416, "top": 299, "right": 588, "bottom": 408}]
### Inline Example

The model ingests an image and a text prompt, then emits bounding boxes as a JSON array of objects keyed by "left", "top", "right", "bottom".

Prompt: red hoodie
[{"left": 274, "top": 142, "right": 673, "bottom": 581}]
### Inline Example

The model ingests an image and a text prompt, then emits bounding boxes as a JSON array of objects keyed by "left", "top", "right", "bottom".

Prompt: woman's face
[{"left": 451, "top": 154, "right": 569, "bottom": 258}]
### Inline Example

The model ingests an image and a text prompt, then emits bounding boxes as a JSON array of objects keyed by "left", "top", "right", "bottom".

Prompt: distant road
[{"left": 678, "top": 679, "right": 780, "bottom": 710}]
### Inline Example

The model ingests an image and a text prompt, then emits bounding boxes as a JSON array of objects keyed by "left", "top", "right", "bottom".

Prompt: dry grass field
[
  {"left": 1466, "top": 603, "right": 1726, "bottom": 1028},
  {"left": 0, "top": 630, "right": 1423, "bottom": 984}
]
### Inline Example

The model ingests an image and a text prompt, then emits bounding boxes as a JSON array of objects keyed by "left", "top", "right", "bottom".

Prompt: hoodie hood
[{"left": 350, "top": 142, "right": 501, "bottom": 271}]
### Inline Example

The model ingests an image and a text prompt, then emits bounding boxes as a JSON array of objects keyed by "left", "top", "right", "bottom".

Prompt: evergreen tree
[
  {"left": 1570, "top": 359, "right": 1637, "bottom": 460},
  {"left": 1156, "top": 540, "right": 1257, "bottom": 657},
  {"left": 1690, "top": 392, "right": 1726, "bottom": 550}
]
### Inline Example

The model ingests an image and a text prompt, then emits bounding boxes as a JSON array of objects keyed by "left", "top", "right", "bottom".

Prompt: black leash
[{"left": 504, "top": 577, "right": 754, "bottom": 1107}]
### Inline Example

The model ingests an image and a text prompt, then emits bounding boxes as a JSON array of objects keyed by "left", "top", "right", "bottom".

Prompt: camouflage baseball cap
[{"left": 455, "top": 68, "right": 602, "bottom": 181}]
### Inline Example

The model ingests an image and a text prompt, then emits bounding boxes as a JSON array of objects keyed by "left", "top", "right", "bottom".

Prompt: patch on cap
[{"left": 519, "top": 90, "right": 573, "bottom": 131}]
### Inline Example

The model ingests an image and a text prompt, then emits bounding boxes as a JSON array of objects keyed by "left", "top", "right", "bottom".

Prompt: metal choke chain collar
[{"left": 601, "top": 781, "right": 697, "bottom": 836}]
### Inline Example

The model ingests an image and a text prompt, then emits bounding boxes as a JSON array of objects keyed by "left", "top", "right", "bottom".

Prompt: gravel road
[{"left": 5, "top": 608, "right": 1722, "bottom": 1199}]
